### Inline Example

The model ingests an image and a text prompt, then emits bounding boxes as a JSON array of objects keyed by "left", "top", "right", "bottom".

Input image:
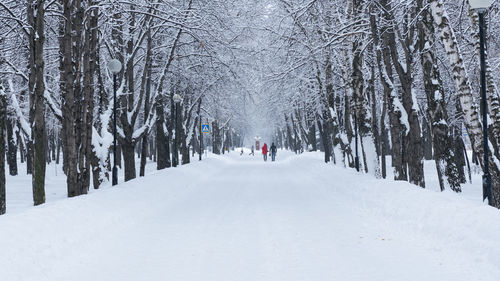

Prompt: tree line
[
  {"left": 0, "top": 0, "right": 499, "bottom": 213},
  {"left": 262, "top": 0, "right": 500, "bottom": 206},
  {"left": 0, "top": 0, "right": 248, "bottom": 214}
]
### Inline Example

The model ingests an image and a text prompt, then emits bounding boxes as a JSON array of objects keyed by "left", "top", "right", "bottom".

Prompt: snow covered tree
[
  {"left": 430, "top": 0, "right": 500, "bottom": 206},
  {"left": 28, "top": 0, "right": 47, "bottom": 205}
]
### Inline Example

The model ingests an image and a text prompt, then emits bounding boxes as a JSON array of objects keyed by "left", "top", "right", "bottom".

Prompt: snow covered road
[{"left": 1, "top": 151, "right": 500, "bottom": 281}]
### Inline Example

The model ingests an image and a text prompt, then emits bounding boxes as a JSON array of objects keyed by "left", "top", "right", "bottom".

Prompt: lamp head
[
  {"left": 469, "top": 0, "right": 494, "bottom": 10},
  {"left": 173, "top": 93, "right": 182, "bottom": 104},
  {"left": 107, "top": 59, "right": 122, "bottom": 74}
]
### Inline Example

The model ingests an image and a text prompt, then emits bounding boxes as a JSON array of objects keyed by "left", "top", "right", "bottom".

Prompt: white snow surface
[{"left": 1, "top": 151, "right": 500, "bottom": 281}]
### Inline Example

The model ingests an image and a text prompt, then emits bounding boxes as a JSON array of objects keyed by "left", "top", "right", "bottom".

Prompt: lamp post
[
  {"left": 470, "top": 0, "right": 493, "bottom": 205},
  {"left": 199, "top": 118, "right": 203, "bottom": 161},
  {"left": 172, "top": 93, "right": 182, "bottom": 167},
  {"left": 224, "top": 126, "right": 228, "bottom": 154},
  {"left": 292, "top": 119, "right": 298, "bottom": 154},
  {"left": 221, "top": 126, "right": 225, "bottom": 154},
  {"left": 232, "top": 128, "right": 236, "bottom": 151},
  {"left": 353, "top": 88, "right": 360, "bottom": 171},
  {"left": 279, "top": 127, "right": 283, "bottom": 149},
  {"left": 354, "top": 112, "right": 359, "bottom": 172},
  {"left": 107, "top": 59, "right": 122, "bottom": 186}
]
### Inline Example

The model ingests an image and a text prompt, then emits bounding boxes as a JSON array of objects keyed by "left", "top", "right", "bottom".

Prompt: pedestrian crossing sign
[{"left": 201, "top": 123, "right": 211, "bottom": 134}]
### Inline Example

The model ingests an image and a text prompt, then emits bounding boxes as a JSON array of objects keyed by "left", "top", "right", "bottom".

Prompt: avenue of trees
[
  {"left": 263, "top": 0, "right": 500, "bottom": 206},
  {"left": 0, "top": 0, "right": 499, "bottom": 213},
  {"left": 0, "top": 0, "right": 248, "bottom": 214}
]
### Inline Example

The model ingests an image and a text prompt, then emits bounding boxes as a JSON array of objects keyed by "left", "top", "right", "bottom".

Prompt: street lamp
[
  {"left": 292, "top": 119, "right": 298, "bottom": 154},
  {"left": 354, "top": 112, "right": 359, "bottom": 172},
  {"left": 107, "top": 58, "right": 122, "bottom": 186},
  {"left": 199, "top": 120, "right": 203, "bottom": 161},
  {"left": 231, "top": 128, "right": 235, "bottom": 150},
  {"left": 353, "top": 91, "right": 360, "bottom": 171},
  {"left": 470, "top": 0, "right": 494, "bottom": 205},
  {"left": 172, "top": 93, "right": 182, "bottom": 167}
]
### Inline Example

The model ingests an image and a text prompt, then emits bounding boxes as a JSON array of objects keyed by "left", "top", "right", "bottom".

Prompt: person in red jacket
[{"left": 262, "top": 143, "right": 268, "bottom": 161}]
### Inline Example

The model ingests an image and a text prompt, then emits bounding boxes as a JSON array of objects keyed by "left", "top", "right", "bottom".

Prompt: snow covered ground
[
  {"left": 4, "top": 157, "right": 160, "bottom": 214},
  {"left": 1, "top": 150, "right": 500, "bottom": 281}
]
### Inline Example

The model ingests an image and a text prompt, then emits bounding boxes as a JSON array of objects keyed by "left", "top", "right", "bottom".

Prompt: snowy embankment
[{"left": 1, "top": 150, "right": 499, "bottom": 281}]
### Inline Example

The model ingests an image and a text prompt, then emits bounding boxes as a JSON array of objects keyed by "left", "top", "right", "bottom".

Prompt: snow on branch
[
  {"left": 7, "top": 80, "right": 31, "bottom": 139},
  {"left": 43, "top": 79, "right": 62, "bottom": 121}
]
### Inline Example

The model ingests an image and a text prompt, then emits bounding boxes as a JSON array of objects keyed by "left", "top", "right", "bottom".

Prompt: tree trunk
[
  {"left": 59, "top": 0, "right": 91, "bottom": 197},
  {"left": 418, "top": 4, "right": 461, "bottom": 191},
  {"left": 309, "top": 123, "right": 317, "bottom": 151},
  {"left": 26, "top": 142, "right": 33, "bottom": 175},
  {"left": 18, "top": 131, "right": 25, "bottom": 164},
  {"left": 212, "top": 120, "right": 221, "bottom": 155},
  {"left": 453, "top": 129, "right": 467, "bottom": 184},
  {"left": 381, "top": 93, "right": 388, "bottom": 179},
  {"left": 431, "top": 0, "right": 500, "bottom": 206},
  {"left": 370, "top": 9, "right": 405, "bottom": 180},
  {"left": 369, "top": 44, "right": 381, "bottom": 178},
  {"left": 422, "top": 119, "right": 433, "bottom": 161},
  {"left": 172, "top": 99, "right": 180, "bottom": 165},
  {"left": 148, "top": 134, "right": 156, "bottom": 162},
  {"left": 7, "top": 120, "right": 18, "bottom": 176},
  {"left": 56, "top": 137, "right": 60, "bottom": 164},
  {"left": 180, "top": 103, "right": 189, "bottom": 165},
  {"left": 467, "top": 5, "right": 500, "bottom": 161},
  {"left": 383, "top": 0, "right": 424, "bottom": 187},
  {"left": 29, "top": 0, "right": 46, "bottom": 205},
  {"left": 140, "top": 27, "right": 153, "bottom": 177},
  {"left": 140, "top": 136, "right": 149, "bottom": 176},
  {"left": 156, "top": 96, "right": 170, "bottom": 170},
  {"left": 50, "top": 132, "right": 56, "bottom": 161},
  {"left": 122, "top": 142, "right": 136, "bottom": 181},
  {"left": 116, "top": 144, "right": 122, "bottom": 168},
  {"left": 44, "top": 127, "right": 50, "bottom": 164}
]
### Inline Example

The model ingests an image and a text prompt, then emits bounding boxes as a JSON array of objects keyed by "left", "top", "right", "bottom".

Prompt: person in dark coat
[
  {"left": 262, "top": 143, "right": 268, "bottom": 161},
  {"left": 270, "top": 142, "right": 277, "bottom": 161}
]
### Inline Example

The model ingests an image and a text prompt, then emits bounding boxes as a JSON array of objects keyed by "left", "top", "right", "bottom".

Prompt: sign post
[{"left": 201, "top": 123, "right": 211, "bottom": 134}]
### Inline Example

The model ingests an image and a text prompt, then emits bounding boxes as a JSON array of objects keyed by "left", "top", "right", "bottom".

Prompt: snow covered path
[{"left": 1, "top": 151, "right": 500, "bottom": 281}]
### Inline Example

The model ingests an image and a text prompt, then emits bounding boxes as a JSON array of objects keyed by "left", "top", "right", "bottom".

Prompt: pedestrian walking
[
  {"left": 270, "top": 142, "right": 277, "bottom": 161},
  {"left": 262, "top": 143, "right": 268, "bottom": 161}
]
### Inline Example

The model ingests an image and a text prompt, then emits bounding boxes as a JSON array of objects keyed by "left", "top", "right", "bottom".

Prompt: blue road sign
[{"left": 201, "top": 123, "right": 210, "bottom": 133}]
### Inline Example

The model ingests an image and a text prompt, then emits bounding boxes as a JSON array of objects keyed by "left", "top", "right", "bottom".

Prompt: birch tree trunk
[
  {"left": 351, "top": 0, "right": 378, "bottom": 174},
  {"left": 430, "top": 0, "right": 500, "bottom": 206},
  {"left": 467, "top": 4, "right": 500, "bottom": 162},
  {"left": 418, "top": 3, "right": 461, "bottom": 192}
]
